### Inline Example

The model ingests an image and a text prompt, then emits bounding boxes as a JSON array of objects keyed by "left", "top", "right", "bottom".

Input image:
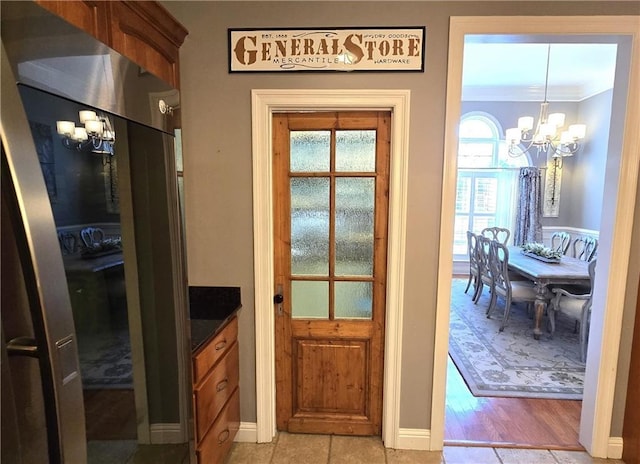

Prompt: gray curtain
[{"left": 514, "top": 167, "right": 543, "bottom": 245}]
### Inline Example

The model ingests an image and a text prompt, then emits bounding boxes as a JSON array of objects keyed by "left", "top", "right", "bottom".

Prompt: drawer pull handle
[
  {"left": 215, "top": 339, "right": 227, "bottom": 351},
  {"left": 216, "top": 378, "right": 229, "bottom": 392},
  {"left": 218, "top": 429, "right": 230, "bottom": 444}
]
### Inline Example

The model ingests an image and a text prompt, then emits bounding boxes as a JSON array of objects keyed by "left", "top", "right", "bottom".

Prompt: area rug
[
  {"left": 78, "top": 328, "right": 133, "bottom": 389},
  {"left": 448, "top": 278, "right": 585, "bottom": 400}
]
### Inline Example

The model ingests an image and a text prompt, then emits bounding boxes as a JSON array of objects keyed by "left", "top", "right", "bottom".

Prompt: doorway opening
[
  {"left": 433, "top": 16, "right": 640, "bottom": 458},
  {"left": 445, "top": 36, "right": 619, "bottom": 449}
]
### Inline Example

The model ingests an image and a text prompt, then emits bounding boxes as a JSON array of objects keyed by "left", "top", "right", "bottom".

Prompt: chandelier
[
  {"left": 505, "top": 44, "right": 587, "bottom": 159},
  {"left": 56, "top": 110, "right": 115, "bottom": 155}
]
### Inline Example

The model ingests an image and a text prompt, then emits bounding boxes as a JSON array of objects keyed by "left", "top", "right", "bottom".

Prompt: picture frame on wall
[{"left": 229, "top": 27, "right": 426, "bottom": 73}]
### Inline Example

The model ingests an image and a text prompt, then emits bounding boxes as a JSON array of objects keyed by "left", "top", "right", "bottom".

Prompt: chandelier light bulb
[
  {"left": 506, "top": 128, "right": 521, "bottom": 144},
  {"left": 85, "top": 119, "right": 103, "bottom": 136},
  {"left": 517, "top": 116, "right": 534, "bottom": 132},
  {"left": 79, "top": 110, "right": 97, "bottom": 123},
  {"left": 569, "top": 124, "right": 586, "bottom": 139},
  {"left": 548, "top": 112, "right": 565, "bottom": 128},
  {"left": 73, "top": 127, "right": 88, "bottom": 141},
  {"left": 56, "top": 120, "right": 75, "bottom": 137}
]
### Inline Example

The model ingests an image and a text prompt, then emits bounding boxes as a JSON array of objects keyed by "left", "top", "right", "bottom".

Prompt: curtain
[
  {"left": 495, "top": 168, "right": 519, "bottom": 245},
  {"left": 514, "top": 167, "right": 543, "bottom": 245}
]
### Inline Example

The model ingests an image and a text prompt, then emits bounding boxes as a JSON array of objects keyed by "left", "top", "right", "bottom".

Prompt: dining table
[{"left": 507, "top": 246, "right": 591, "bottom": 340}]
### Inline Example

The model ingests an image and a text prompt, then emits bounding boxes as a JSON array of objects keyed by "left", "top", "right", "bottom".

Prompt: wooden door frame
[
  {"left": 252, "top": 89, "right": 411, "bottom": 447},
  {"left": 432, "top": 16, "right": 640, "bottom": 457}
]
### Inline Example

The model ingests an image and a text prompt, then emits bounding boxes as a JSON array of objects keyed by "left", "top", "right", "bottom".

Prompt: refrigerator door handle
[{"left": 6, "top": 336, "right": 39, "bottom": 358}]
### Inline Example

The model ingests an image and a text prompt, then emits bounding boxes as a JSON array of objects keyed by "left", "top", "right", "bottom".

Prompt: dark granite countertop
[{"left": 189, "top": 286, "right": 241, "bottom": 352}]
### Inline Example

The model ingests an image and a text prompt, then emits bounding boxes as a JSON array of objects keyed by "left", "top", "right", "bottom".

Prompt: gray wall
[{"left": 162, "top": 0, "right": 640, "bottom": 436}]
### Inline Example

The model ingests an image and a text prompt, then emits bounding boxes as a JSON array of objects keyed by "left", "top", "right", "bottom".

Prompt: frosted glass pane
[
  {"left": 290, "top": 131, "right": 330, "bottom": 172},
  {"left": 335, "top": 178, "right": 374, "bottom": 276},
  {"left": 335, "top": 130, "right": 376, "bottom": 172},
  {"left": 335, "top": 282, "right": 372, "bottom": 319},
  {"left": 291, "top": 177, "right": 329, "bottom": 276},
  {"left": 292, "top": 280, "right": 329, "bottom": 319}
]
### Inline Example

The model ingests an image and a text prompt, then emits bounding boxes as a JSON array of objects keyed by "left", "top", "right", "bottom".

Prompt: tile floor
[{"left": 226, "top": 433, "right": 627, "bottom": 464}]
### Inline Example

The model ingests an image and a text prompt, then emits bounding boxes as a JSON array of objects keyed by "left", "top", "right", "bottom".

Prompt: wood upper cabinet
[
  {"left": 35, "top": 1, "right": 110, "bottom": 43},
  {"left": 34, "top": 0, "right": 188, "bottom": 89}
]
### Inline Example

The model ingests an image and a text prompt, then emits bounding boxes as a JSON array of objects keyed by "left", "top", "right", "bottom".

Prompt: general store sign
[{"left": 229, "top": 27, "right": 425, "bottom": 72}]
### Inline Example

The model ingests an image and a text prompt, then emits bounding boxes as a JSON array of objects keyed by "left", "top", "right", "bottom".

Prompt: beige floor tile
[
  {"left": 495, "top": 448, "right": 558, "bottom": 464},
  {"left": 329, "top": 435, "right": 386, "bottom": 464},
  {"left": 386, "top": 448, "right": 444, "bottom": 464},
  {"left": 126, "top": 443, "right": 189, "bottom": 464},
  {"left": 551, "top": 450, "right": 627, "bottom": 464},
  {"left": 271, "top": 432, "right": 331, "bottom": 464},
  {"left": 443, "top": 446, "right": 501, "bottom": 464},
  {"left": 226, "top": 441, "right": 276, "bottom": 463},
  {"left": 550, "top": 450, "right": 598, "bottom": 464}
]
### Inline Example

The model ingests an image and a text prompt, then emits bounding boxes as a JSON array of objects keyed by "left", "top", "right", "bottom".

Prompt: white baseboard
[
  {"left": 395, "top": 428, "right": 430, "bottom": 450},
  {"left": 608, "top": 437, "right": 623, "bottom": 459},
  {"left": 235, "top": 422, "right": 258, "bottom": 443},
  {"left": 149, "top": 423, "right": 185, "bottom": 444}
]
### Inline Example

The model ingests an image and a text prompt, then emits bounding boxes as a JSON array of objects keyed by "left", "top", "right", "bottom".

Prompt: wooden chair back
[
  {"left": 573, "top": 235, "right": 598, "bottom": 262},
  {"left": 481, "top": 226, "right": 511, "bottom": 245},
  {"left": 551, "top": 231, "right": 571, "bottom": 254}
]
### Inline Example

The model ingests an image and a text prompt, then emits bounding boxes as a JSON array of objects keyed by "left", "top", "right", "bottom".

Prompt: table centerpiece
[
  {"left": 520, "top": 242, "right": 562, "bottom": 263},
  {"left": 81, "top": 237, "right": 123, "bottom": 259}
]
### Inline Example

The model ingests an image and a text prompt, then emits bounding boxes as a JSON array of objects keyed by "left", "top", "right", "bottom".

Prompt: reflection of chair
[
  {"left": 572, "top": 235, "right": 598, "bottom": 262},
  {"left": 464, "top": 231, "right": 479, "bottom": 295},
  {"left": 80, "top": 227, "right": 105, "bottom": 247},
  {"left": 58, "top": 232, "right": 78, "bottom": 255},
  {"left": 548, "top": 259, "right": 597, "bottom": 362},
  {"left": 481, "top": 226, "right": 511, "bottom": 245},
  {"left": 486, "top": 240, "right": 538, "bottom": 332},
  {"left": 551, "top": 231, "right": 571, "bottom": 255},
  {"left": 473, "top": 236, "right": 493, "bottom": 304}
]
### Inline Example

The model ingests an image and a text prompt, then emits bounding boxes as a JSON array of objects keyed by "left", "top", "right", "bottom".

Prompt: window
[{"left": 453, "top": 113, "right": 529, "bottom": 257}]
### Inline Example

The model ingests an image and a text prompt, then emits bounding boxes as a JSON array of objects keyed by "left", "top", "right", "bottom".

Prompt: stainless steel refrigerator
[{"left": 1, "top": 2, "right": 189, "bottom": 463}]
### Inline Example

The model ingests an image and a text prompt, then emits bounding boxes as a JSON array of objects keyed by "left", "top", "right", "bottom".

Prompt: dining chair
[
  {"left": 464, "top": 231, "right": 480, "bottom": 295},
  {"left": 572, "top": 235, "right": 598, "bottom": 262},
  {"left": 472, "top": 235, "right": 493, "bottom": 304},
  {"left": 481, "top": 226, "right": 511, "bottom": 245},
  {"left": 548, "top": 259, "right": 597, "bottom": 362},
  {"left": 486, "top": 240, "right": 538, "bottom": 332},
  {"left": 57, "top": 231, "right": 78, "bottom": 255},
  {"left": 80, "top": 226, "right": 105, "bottom": 248},
  {"left": 550, "top": 231, "right": 571, "bottom": 255}
]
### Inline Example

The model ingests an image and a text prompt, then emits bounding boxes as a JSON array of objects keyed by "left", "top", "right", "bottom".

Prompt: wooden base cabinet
[{"left": 192, "top": 317, "right": 240, "bottom": 464}]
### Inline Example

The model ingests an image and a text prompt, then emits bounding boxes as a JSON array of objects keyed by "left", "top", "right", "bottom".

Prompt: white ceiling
[{"left": 462, "top": 42, "right": 619, "bottom": 102}]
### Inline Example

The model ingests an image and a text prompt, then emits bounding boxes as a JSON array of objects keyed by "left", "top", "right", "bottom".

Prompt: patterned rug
[
  {"left": 449, "top": 278, "right": 585, "bottom": 400},
  {"left": 78, "top": 329, "right": 133, "bottom": 389}
]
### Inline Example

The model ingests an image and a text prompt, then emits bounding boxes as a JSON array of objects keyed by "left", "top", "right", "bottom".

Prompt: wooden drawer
[
  {"left": 193, "top": 317, "right": 238, "bottom": 384},
  {"left": 194, "top": 342, "right": 239, "bottom": 442},
  {"left": 197, "top": 387, "right": 240, "bottom": 464}
]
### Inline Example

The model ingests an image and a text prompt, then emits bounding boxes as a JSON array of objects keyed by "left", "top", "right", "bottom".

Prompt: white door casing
[{"left": 252, "top": 89, "right": 410, "bottom": 447}]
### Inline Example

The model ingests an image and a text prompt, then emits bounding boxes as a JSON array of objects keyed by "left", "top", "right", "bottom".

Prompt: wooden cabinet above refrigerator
[{"left": 35, "top": 0, "right": 188, "bottom": 89}]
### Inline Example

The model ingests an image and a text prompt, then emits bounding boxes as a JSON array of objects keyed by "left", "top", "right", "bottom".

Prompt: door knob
[{"left": 273, "top": 294, "right": 284, "bottom": 304}]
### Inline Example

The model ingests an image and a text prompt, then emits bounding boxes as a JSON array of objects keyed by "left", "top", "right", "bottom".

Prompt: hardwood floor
[
  {"left": 444, "top": 356, "right": 583, "bottom": 450},
  {"left": 84, "top": 388, "right": 137, "bottom": 441}
]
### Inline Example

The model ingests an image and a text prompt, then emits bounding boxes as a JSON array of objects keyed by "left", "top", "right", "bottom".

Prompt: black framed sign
[{"left": 229, "top": 27, "right": 425, "bottom": 72}]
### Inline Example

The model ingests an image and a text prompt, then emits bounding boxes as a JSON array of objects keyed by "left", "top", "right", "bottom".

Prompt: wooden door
[{"left": 273, "top": 111, "right": 390, "bottom": 435}]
